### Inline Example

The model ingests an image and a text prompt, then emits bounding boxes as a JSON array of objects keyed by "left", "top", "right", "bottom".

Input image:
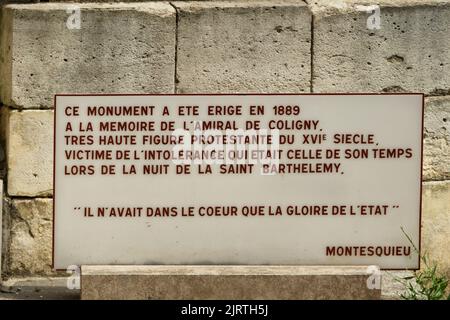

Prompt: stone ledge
[
  {"left": 0, "top": 271, "right": 415, "bottom": 300},
  {"left": 306, "top": 0, "right": 450, "bottom": 18},
  {"left": 81, "top": 265, "right": 381, "bottom": 300}
]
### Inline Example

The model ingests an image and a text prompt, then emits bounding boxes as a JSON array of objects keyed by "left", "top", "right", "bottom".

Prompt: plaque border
[{"left": 52, "top": 93, "right": 425, "bottom": 271}]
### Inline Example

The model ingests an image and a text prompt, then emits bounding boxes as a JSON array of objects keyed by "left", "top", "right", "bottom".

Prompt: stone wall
[{"left": 0, "top": 0, "right": 448, "bottom": 278}]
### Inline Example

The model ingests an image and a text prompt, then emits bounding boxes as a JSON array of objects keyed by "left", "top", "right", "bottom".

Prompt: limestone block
[
  {"left": 8, "top": 198, "right": 53, "bottom": 275},
  {"left": 0, "top": 7, "right": 13, "bottom": 104},
  {"left": 311, "top": 0, "right": 450, "bottom": 94},
  {"left": 423, "top": 96, "right": 450, "bottom": 181},
  {"left": 0, "top": 3, "right": 175, "bottom": 109},
  {"left": 174, "top": 0, "right": 311, "bottom": 93},
  {"left": 421, "top": 181, "right": 450, "bottom": 278},
  {"left": 81, "top": 265, "right": 381, "bottom": 300},
  {"left": 7, "top": 110, "right": 53, "bottom": 197}
]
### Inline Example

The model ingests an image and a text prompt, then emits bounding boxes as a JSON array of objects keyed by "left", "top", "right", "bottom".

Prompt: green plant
[{"left": 394, "top": 227, "right": 450, "bottom": 300}]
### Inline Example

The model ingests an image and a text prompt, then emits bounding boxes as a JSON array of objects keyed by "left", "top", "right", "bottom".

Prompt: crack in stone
[{"left": 387, "top": 55, "right": 405, "bottom": 63}]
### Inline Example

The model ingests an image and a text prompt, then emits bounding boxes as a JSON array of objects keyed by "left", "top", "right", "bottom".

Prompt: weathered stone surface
[
  {"left": 0, "top": 3, "right": 175, "bottom": 109},
  {"left": 422, "top": 181, "right": 450, "bottom": 278},
  {"left": 174, "top": 0, "right": 311, "bottom": 93},
  {"left": 0, "top": 181, "right": 3, "bottom": 280},
  {"left": 0, "top": 107, "right": 8, "bottom": 180},
  {"left": 7, "top": 110, "right": 53, "bottom": 197},
  {"left": 8, "top": 199, "right": 53, "bottom": 275},
  {"left": 0, "top": 7, "right": 13, "bottom": 105},
  {"left": 311, "top": 0, "right": 450, "bottom": 94},
  {"left": 381, "top": 270, "right": 415, "bottom": 300},
  {"left": 81, "top": 265, "right": 381, "bottom": 300},
  {"left": 423, "top": 97, "right": 450, "bottom": 181}
]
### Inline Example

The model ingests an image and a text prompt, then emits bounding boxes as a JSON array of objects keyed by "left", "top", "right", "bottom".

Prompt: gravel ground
[{"left": 0, "top": 277, "right": 79, "bottom": 300}]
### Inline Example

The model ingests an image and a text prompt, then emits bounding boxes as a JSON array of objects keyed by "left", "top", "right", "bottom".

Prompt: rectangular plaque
[{"left": 53, "top": 94, "right": 423, "bottom": 269}]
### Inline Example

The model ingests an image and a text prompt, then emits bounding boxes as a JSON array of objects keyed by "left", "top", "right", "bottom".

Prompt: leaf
[{"left": 398, "top": 228, "right": 449, "bottom": 300}]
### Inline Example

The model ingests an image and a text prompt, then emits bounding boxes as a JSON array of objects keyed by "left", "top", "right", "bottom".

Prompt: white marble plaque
[{"left": 53, "top": 94, "right": 423, "bottom": 269}]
